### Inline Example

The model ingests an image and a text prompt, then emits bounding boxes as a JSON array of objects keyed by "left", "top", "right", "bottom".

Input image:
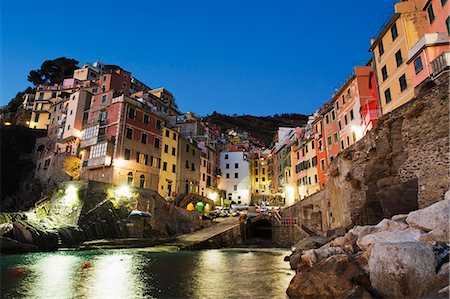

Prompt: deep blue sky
[{"left": 1, "top": 0, "right": 396, "bottom": 116}]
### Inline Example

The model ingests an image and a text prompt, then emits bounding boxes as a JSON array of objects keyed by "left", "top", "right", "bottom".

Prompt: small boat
[{"left": 129, "top": 210, "right": 152, "bottom": 218}]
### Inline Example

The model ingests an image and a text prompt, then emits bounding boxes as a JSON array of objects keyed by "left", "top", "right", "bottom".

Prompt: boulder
[
  {"left": 289, "top": 251, "right": 302, "bottom": 270},
  {"left": 291, "top": 235, "right": 329, "bottom": 252},
  {"left": 419, "top": 228, "right": 450, "bottom": 244},
  {"left": 301, "top": 246, "right": 346, "bottom": 267},
  {"left": 12, "top": 221, "right": 33, "bottom": 244},
  {"left": 406, "top": 199, "right": 449, "bottom": 232},
  {"left": 287, "top": 254, "right": 370, "bottom": 299},
  {"left": 357, "top": 229, "right": 423, "bottom": 252},
  {"left": 330, "top": 232, "right": 359, "bottom": 253},
  {"left": 391, "top": 214, "right": 408, "bottom": 223},
  {"left": 427, "top": 262, "right": 450, "bottom": 295},
  {"left": 369, "top": 242, "right": 436, "bottom": 298}
]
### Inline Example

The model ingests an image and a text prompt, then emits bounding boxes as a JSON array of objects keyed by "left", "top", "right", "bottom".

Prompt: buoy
[
  {"left": 81, "top": 261, "right": 92, "bottom": 269},
  {"left": 10, "top": 267, "right": 27, "bottom": 277}
]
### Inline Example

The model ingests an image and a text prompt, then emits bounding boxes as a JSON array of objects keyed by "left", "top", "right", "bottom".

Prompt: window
[
  {"left": 34, "top": 113, "right": 40, "bottom": 122},
  {"left": 262, "top": 177, "right": 265, "bottom": 182},
  {"left": 381, "top": 66, "right": 388, "bottom": 81},
  {"left": 399, "top": 74, "right": 407, "bottom": 92},
  {"left": 82, "top": 125, "right": 99, "bottom": 140},
  {"left": 139, "top": 175, "right": 145, "bottom": 189},
  {"left": 427, "top": 4, "right": 435, "bottom": 23},
  {"left": 347, "top": 136, "right": 350, "bottom": 146},
  {"left": 379, "top": 40, "right": 384, "bottom": 56},
  {"left": 311, "top": 140, "right": 315, "bottom": 149},
  {"left": 327, "top": 136, "right": 332, "bottom": 145},
  {"left": 192, "top": 149, "right": 195, "bottom": 156},
  {"left": 344, "top": 115, "right": 348, "bottom": 125},
  {"left": 103, "top": 75, "right": 107, "bottom": 81},
  {"left": 154, "top": 138, "right": 160, "bottom": 148},
  {"left": 352, "top": 132, "right": 357, "bottom": 142},
  {"left": 336, "top": 101, "right": 339, "bottom": 110},
  {"left": 320, "top": 159, "right": 325, "bottom": 171},
  {"left": 156, "top": 119, "right": 162, "bottom": 129},
  {"left": 165, "top": 129, "right": 170, "bottom": 137},
  {"left": 342, "top": 95, "right": 345, "bottom": 105},
  {"left": 341, "top": 140, "right": 345, "bottom": 150},
  {"left": 314, "top": 175, "right": 318, "bottom": 184},
  {"left": 163, "top": 162, "right": 167, "bottom": 171},
  {"left": 225, "top": 154, "right": 229, "bottom": 159},
  {"left": 89, "top": 143, "right": 108, "bottom": 159},
  {"left": 126, "top": 128, "right": 133, "bottom": 139},
  {"left": 338, "top": 121, "right": 342, "bottom": 131},
  {"left": 141, "top": 133, "right": 147, "bottom": 144},
  {"left": 67, "top": 124, "right": 71, "bottom": 130},
  {"left": 262, "top": 168, "right": 265, "bottom": 174},
  {"left": 447, "top": 16, "right": 450, "bottom": 35},
  {"left": 226, "top": 163, "right": 230, "bottom": 169},
  {"left": 172, "top": 164, "right": 176, "bottom": 173},
  {"left": 331, "top": 110, "right": 336, "bottom": 120},
  {"left": 395, "top": 50, "right": 403, "bottom": 67},
  {"left": 226, "top": 173, "right": 230, "bottom": 178},
  {"left": 186, "top": 160, "right": 189, "bottom": 169},
  {"left": 325, "top": 114, "right": 330, "bottom": 124},
  {"left": 164, "top": 144, "right": 169, "bottom": 153},
  {"left": 334, "top": 132, "right": 339, "bottom": 142},
  {"left": 172, "top": 147, "right": 176, "bottom": 156},
  {"left": 391, "top": 23, "right": 398, "bottom": 41},
  {"left": 186, "top": 144, "right": 190, "bottom": 152},
  {"left": 124, "top": 148, "right": 131, "bottom": 160},
  {"left": 128, "top": 107, "right": 136, "bottom": 119},
  {"left": 350, "top": 109, "right": 354, "bottom": 120},
  {"left": 127, "top": 172, "right": 133, "bottom": 184},
  {"left": 385, "top": 88, "right": 392, "bottom": 104},
  {"left": 234, "top": 185, "right": 237, "bottom": 191},
  {"left": 235, "top": 163, "right": 238, "bottom": 168},
  {"left": 256, "top": 178, "right": 259, "bottom": 182},
  {"left": 318, "top": 139, "right": 323, "bottom": 151},
  {"left": 143, "top": 114, "right": 150, "bottom": 125},
  {"left": 255, "top": 169, "right": 259, "bottom": 175},
  {"left": 172, "top": 133, "right": 177, "bottom": 140},
  {"left": 234, "top": 173, "right": 238, "bottom": 178},
  {"left": 102, "top": 95, "right": 107, "bottom": 103},
  {"left": 191, "top": 163, "right": 195, "bottom": 171},
  {"left": 51, "top": 91, "right": 57, "bottom": 98},
  {"left": 442, "top": 0, "right": 448, "bottom": 6}
]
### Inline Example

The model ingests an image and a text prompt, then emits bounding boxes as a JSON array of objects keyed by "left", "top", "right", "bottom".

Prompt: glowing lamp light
[
  {"left": 26, "top": 121, "right": 30, "bottom": 125},
  {"left": 115, "top": 185, "right": 132, "bottom": 198},
  {"left": 64, "top": 184, "right": 78, "bottom": 206},
  {"left": 4, "top": 122, "right": 11, "bottom": 126},
  {"left": 115, "top": 158, "right": 125, "bottom": 168},
  {"left": 285, "top": 185, "right": 295, "bottom": 207},
  {"left": 207, "top": 191, "right": 218, "bottom": 202}
]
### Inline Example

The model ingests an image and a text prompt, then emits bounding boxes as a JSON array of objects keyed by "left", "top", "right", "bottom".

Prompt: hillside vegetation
[{"left": 205, "top": 112, "right": 308, "bottom": 147}]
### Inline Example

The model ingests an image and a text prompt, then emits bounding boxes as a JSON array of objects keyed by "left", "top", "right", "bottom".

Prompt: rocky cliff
[{"left": 283, "top": 72, "right": 449, "bottom": 232}]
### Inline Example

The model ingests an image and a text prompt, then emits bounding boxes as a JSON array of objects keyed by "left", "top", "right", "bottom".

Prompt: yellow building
[
  {"left": 369, "top": 0, "right": 429, "bottom": 114},
  {"left": 297, "top": 138, "right": 320, "bottom": 200},
  {"left": 158, "top": 127, "right": 179, "bottom": 199},
  {"left": 29, "top": 88, "right": 63, "bottom": 129},
  {"left": 251, "top": 150, "right": 271, "bottom": 199}
]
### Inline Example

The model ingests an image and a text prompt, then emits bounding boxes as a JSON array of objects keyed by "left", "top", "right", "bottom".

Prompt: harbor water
[{"left": 0, "top": 247, "right": 293, "bottom": 298}]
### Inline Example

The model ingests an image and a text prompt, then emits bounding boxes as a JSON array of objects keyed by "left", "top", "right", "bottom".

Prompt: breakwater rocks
[
  {"left": 287, "top": 193, "right": 450, "bottom": 298},
  {"left": 0, "top": 180, "right": 209, "bottom": 253}
]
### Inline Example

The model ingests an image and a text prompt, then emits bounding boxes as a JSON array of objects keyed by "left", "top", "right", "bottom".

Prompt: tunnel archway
[{"left": 248, "top": 219, "right": 272, "bottom": 239}]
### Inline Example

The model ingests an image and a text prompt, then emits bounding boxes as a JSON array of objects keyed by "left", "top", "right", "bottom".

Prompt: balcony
[
  {"left": 81, "top": 155, "right": 111, "bottom": 169},
  {"left": 431, "top": 51, "right": 450, "bottom": 76},
  {"left": 363, "top": 109, "right": 381, "bottom": 125},
  {"left": 408, "top": 33, "right": 449, "bottom": 62}
]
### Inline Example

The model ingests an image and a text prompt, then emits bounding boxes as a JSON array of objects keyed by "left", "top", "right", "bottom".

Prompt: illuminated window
[
  {"left": 127, "top": 172, "right": 133, "bottom": 184},
  {"left": 89, "top": 143, "right": 107, "bottom": 159}
]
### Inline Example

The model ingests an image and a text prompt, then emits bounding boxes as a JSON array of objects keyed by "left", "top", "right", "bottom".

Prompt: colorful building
[
  {"left": 369, "top": 0, "right": 430, "bottom": 114},
  {"left": 158, "top": 126, "right": 179, "bottom": 198}
]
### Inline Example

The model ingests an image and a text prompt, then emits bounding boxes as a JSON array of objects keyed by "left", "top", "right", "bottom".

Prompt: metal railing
[{"left": 431, "top": 51, "right": 450, "bottom": 76}]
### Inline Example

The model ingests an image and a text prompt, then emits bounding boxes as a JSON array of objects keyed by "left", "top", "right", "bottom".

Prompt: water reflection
[{"left": 1, "top": 248, "right": 293, "bottom": 299}]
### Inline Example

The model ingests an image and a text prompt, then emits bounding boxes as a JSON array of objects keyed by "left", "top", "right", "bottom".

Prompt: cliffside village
[{"left": 3, "top": 0, "right": 449, "bottom": 209}]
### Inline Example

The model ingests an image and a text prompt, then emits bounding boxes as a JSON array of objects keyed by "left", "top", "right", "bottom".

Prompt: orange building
[
  {"left": 407, "top": 0, "right": 450, "bottom": 89},
  {"left": 313, "top": 114, "right": 327, "bottom": 189}
]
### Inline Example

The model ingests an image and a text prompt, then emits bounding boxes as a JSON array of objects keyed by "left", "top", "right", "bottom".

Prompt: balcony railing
[
  {"left": 363, "top": 109, "right": 381, "bottom": 125},
  {"left": 431, "top": 51, "right": 450, "bottom": 76}
]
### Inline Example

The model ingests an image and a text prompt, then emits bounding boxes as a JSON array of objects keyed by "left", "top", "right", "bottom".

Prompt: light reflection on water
[{"left": 1, "top": 248, "right": 293, "bottom": 299}]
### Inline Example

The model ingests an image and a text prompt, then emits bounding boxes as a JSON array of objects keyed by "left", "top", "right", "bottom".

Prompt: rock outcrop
[{"left": 287, "top": 197, "right": 450, "bottom": 298}]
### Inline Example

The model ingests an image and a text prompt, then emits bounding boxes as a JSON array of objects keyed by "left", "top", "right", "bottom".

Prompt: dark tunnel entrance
[{"left": 247, "top": 219, "right": 272, "bottom": 239}]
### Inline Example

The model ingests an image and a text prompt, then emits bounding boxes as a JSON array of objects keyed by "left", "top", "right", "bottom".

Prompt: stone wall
[{"left": 284, "top": 72, "right": 449, "bottom": 233}]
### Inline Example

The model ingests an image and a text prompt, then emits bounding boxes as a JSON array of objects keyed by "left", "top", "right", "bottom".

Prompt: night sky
[{"left": 1, "top": 0, "right": 397, "bottom": 116}]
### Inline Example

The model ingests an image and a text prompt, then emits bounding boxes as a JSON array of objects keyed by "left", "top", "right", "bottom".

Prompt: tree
[{"left": 27, "top": 57, "right": 79, "bottom": 86}]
